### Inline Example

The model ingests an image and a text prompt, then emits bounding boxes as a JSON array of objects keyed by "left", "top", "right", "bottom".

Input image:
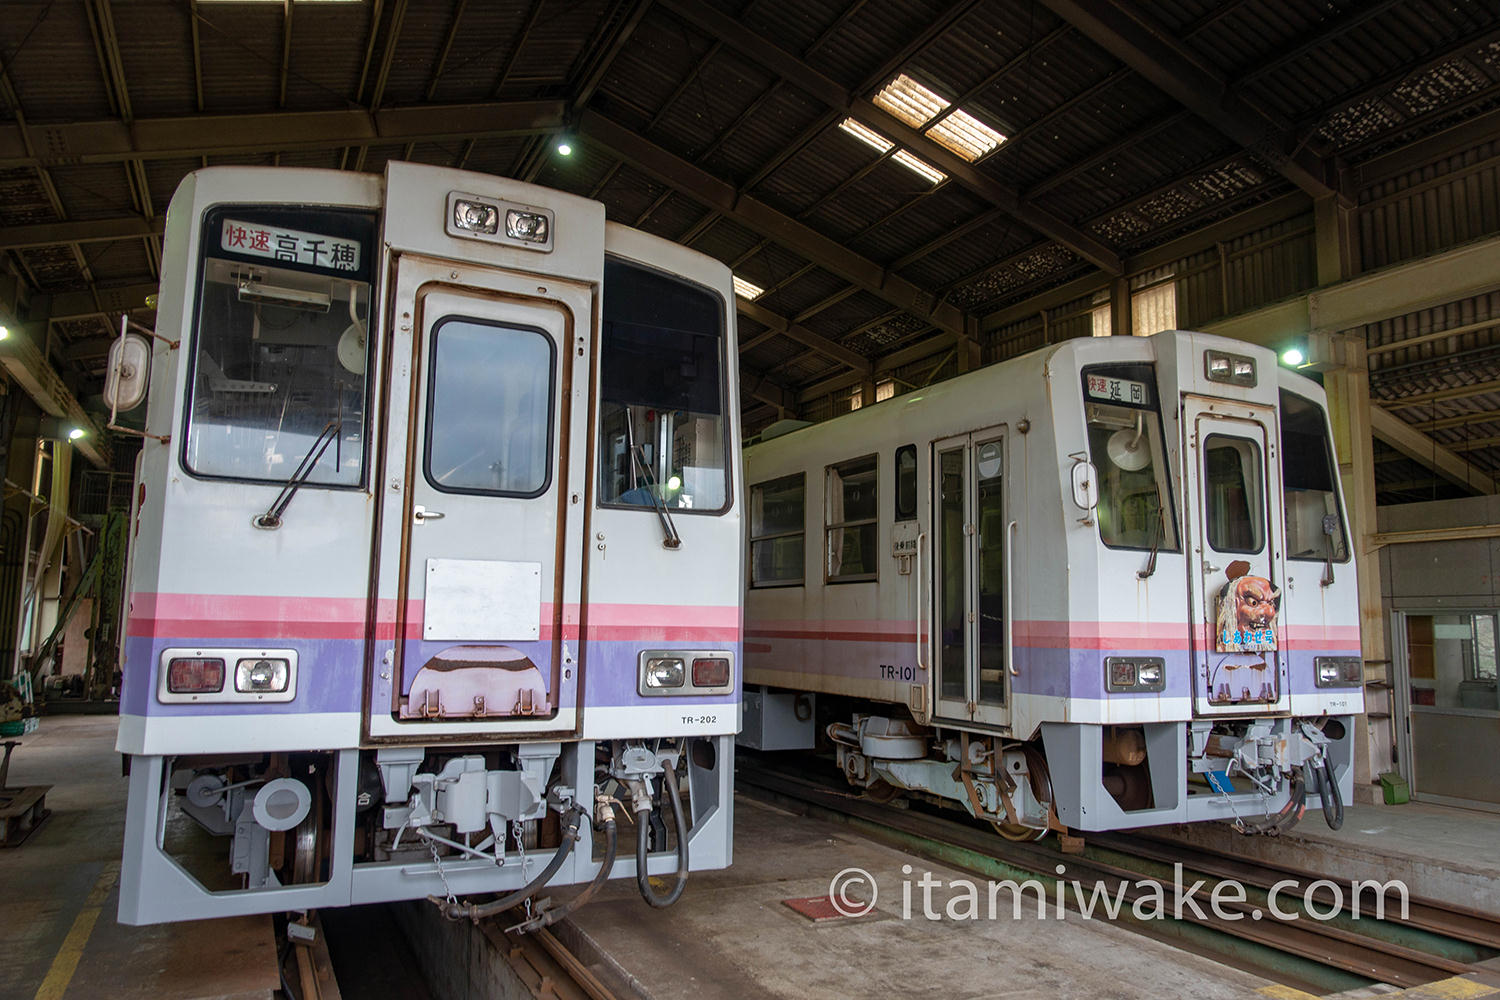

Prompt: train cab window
[
  {"left": 1204, "top": 435, "right": 1265, "bottom": 554},
  {"left": 425, "top": 319, "right": 553, "bottom": 496},
  {"left": 1084, "top": 401, "right": 1178, "bottom": 552},
  {"left": 597, "top": 259, "right": 728, "bottom": 512},
  {"left": 827, "top": 455, "right": 878, "bottom": 582},
  {"left": 184, "top": 207, "right": 375, "bottom": 487},
  {"left": 750, "top": 473, "right": 805, "bottom": 587},
  {"left": 895, "top": 444, "right": 917, "bottom": 520},
  {"left": 1279, "top": 390, "right": 1349, "bottom": 562}
]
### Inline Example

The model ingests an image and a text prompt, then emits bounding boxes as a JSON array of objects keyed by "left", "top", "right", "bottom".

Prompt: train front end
[
  {"left": 114, "top": 163, "right": 741, "bottom": 925},
  {"left": 1036, "top": 331, "right": 1362, "bottom": 834}
]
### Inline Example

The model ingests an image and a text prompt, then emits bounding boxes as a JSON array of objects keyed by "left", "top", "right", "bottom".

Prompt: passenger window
[
  {"left": 597, "top": 259, "right": 728, "bottom": 512},
  {"left": 425, "top": 318, "right": 554, "bottom": 496},
  {"left": 1279, "top": 390, "right": 1349, "bottom": 562},
  {"left": 1204, "top": 435, "right": 1265, "bottom": 554},
  {"left": 827, "top": 455, "right": 878, "bottom": 582},
  {"left": 749, "top": 474, "right": 805, "bottom": 587},
  {"left": 894, "top": 444, "right": 917, "bottom": 520}
]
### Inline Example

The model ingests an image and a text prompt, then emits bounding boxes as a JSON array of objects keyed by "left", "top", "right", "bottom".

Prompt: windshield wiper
[
  {"left": 1138, "top": 503, "right": 1164, "bottom": 580},
  {"left": 254, "top": 420, "right": 341, "bottom": 529},
  {"left": 630, "top": 445, "right": 682, "bottom": 550}
]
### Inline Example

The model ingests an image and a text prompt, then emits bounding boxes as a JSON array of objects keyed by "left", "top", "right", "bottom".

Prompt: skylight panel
[
  {"left": 839, "top": 118, "right": 893, "bottom": 154},
  {"left": 892, "top": 150, "right": 946, "bottom": 184},
  {"left": 733, "top": 276, "right": 765, "bottom": 300},
  {"left": 873, "top": 73, "right": 949, "bottom": 128},
  {"left": 928, "top": 108, "right": 1005, "bottom": 161}
]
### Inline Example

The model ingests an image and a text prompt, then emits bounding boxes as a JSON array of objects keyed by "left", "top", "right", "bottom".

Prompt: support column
[
  {"left": 1110, "top": 276, "right": 1132, "bottom": 337},
  {"left": 1324, "top": 337, "right": 1389, "bottom": 800}
]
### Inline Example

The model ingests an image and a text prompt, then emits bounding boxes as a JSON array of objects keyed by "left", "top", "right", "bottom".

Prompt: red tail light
[
  {"left": 167, "top": 657, "right": 226, "bottom": 693},
  {"left": 691, "top": 657, "right": 730, "bottom": 687}
]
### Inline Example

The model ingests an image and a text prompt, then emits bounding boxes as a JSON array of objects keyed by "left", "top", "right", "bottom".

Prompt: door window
[
  {"left": 1203, "top": 434, "right": 1265, "bottom": 553},
  {"left": 937, "top": 447, "right": 966, "bottom": 702},
  {"left": 425, "top": 318, "right": 554, "bottom": 497},
  {"left": 975, "top": 439, "right": 1006, "bottom": 706}
]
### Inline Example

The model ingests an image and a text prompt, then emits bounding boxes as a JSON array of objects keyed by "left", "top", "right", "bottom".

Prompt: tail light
[
  {"left": 692, "top": 657, "right": 731, "bottom": 688},
  {"left": 167, "top": 657, "right": 225, "bottom": 694}
]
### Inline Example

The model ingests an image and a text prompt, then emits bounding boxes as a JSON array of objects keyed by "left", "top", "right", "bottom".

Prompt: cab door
[
  {"left": 366, "top": 256, "right": 588, "bottom": 739},
  {"left": 931, "top": 428, "right": 1012, "bottom": 730},
  {"left": 1183, "top": 397, "right": 1290, "bottom": 716}
]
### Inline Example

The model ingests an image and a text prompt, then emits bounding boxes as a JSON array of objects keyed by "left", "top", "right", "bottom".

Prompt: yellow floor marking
[
  {"left": 1402, "top": 979, "right": 1500, "bottom": 1000},
  {"left": 1257, "top": 985, "right": 1322, "bottom": 1000},
  {"left": 32, "top": 862, "right": 120, "bottom": 1000}
]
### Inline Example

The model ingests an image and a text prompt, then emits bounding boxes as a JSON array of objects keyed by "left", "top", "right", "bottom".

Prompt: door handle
[{"left": 413, "top": 505, "right": 445, "bottom": 523}]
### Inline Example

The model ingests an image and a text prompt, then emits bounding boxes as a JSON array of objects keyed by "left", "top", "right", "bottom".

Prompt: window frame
[
  {"left": 825, "top": 453, "right": 880, "bottom": 585},
  {"left": 422, "top": 314, "right": 557, "bottom": 500},
  {"left": 180, "top": 203, "right": 377, "bottom": 491},
  {"left": 748, "top": 472, "right": 806, "bottom": 589},
  {"left": 1202, "top": 432, "right": 1267, "bottom": 556},
  {"left": 1278, "top": 389, "right": 1351, "bottom": 564},
  {"left": 596, "top": 255, "right": 734, "bottom": 517}
]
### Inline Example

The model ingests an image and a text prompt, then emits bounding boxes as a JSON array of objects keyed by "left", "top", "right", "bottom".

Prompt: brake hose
[
  {"left": 636, "top": 765, "right": 690, "bottom": 908},
  {"left": 434, "top": 803, "right": 584, "bottom": 922},
  {"left": 512, "top": 797, "right": 619, "bottom": 934},
  {"left": 1320, "top": 757, "right": 1345, "bottom": 830}
]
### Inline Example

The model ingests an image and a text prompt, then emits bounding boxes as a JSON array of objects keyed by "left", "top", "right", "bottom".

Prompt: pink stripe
[{"left": 584, "top": 603, "right": 741, "bottom": 628}]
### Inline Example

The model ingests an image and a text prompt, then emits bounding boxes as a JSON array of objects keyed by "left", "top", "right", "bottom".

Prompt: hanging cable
[{"left": 636, "top": 765, "right": 689, "bottom": 908}]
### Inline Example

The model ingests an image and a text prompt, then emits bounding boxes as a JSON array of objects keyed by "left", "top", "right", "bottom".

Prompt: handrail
[
  {"left": 915, "top": 530, "right": 929, "bottom": 674},
  {"left": 1005, "top": 519, "right": 1019, "bottom": 677}
]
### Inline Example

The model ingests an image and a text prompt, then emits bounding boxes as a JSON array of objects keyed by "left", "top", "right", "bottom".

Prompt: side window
[
  {"left": 895, "top": 444, "right": 917, "bottom": 520},
  {"left": 1204, "top": 435, "right": 1265, "bottom": 554},
  {"left": 425, "top": 318, "right": 554, "bottom": 496},
  {"left": 1279, "top": 390, "right": 1349, "bottom": 562},
  {"left": 827, "top": 455, "right": 878, "bottom": 582},
  {"left": 749, "top": 474, "right": 805, "bottom": 587}
]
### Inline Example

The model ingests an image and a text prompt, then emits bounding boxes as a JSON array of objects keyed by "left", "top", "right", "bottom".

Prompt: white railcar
[
  {"left": 744, "top": 332, "right": 1360, "bottom": 838},
  {"left": 113, "top": 163, "right": 743, "bottom": 924}
]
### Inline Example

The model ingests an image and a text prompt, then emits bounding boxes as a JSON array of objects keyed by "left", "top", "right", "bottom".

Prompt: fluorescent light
[
  {"left": 928, "top": 108, "right": 1004, "bottom": 161},
  {"left": 733, "top": 276, "right": 765, "bottom": 300},
  {"left": 874, "top": 73, "right": 949, "bottom": 128},
  {"left": 839, "top": 118, "right": 893, "bottom": 154},
  {"left": 892, "top": 149, "right": 946, "bottom": 184}
]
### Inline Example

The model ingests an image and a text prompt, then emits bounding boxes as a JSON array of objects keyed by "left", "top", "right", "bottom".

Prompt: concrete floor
[
  {"left": 1158, "top": 800, "right": 1500, "bottom": 914},
  {"left": 0, "top": 714, "right": 278, "bottom": 1000},
  {"left": 557, "top": 796, "right": 1276, "bottom": 1000}
]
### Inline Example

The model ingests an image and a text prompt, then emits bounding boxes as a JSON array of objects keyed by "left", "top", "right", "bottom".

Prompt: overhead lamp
[
  {"left": 0, "top": 325, "right": 9, "bottom": 341},
  {"left": 556, "top": 140, "right": 574, "bottom": 156},
  {"left": 68, "top": 427, "right": 86, "bottom": 441},
  {"left": 1281, "top": 347, "right": 1306, "bottom": 367}
]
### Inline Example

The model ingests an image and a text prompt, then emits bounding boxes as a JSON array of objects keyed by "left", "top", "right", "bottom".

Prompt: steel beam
[
  {"left": 578, "top": 109, "right": 967, "bottom": 338},
  {"left": 0, "top": 216, "right": 164, "bottom": 251},
  {"left": 0, "top": 330, "right": 110, "bottom": 468},
  {"left": 655, "top": 0, "right": 1122, "bottom": 275},
  {"left": 737, "top": 299, "right": 872, "bottom": 375},
  {"left": 1370, "top": 404, "right": 1497, "bottom": 495},
  {"left": 1038, "top": 0, "right": 1338, "bottom": 201},
  {"left": 0, "top": 101, "right": 567, "bottom": 168},
  {"left": 33, "top": 282, "right": 159, "bottom": 322}
]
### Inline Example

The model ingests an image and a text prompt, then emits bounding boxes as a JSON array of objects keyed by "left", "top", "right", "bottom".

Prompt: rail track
[{"left": 737, "top": 755, "right": 1500, "bottom": 996}]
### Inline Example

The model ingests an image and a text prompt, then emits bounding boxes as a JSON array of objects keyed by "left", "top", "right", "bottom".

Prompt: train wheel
[
  {"left": 864, "top": 779, "right": 901, "bottom": 804},
  {"left": 991, "top": 820, "right": 1049, "bottom": 842}
]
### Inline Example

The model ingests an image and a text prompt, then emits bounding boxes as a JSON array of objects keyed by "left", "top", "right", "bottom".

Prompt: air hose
[
  {"left": 512, "top": 797, "right": 619, "bottom": 934},
  {"left": 1238, "top": 771, "right": 1305, "bottom": 835},
  {"left": 1319, "top": 757, "right": 1345, "bottom": 830},
  {"left": 636, "top": 764, "right": 690, "bottom": 908},
  {"left": 433, "top": 803, "right": 584, "bottom": 922}
]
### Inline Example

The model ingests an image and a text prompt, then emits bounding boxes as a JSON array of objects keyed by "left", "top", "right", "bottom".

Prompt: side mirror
[
  {"left": 104, "top": 332, "right": 152, "bottom": 413},
  {"left": 1070, "top": 455, "right": 1099, "bottom": 520}
]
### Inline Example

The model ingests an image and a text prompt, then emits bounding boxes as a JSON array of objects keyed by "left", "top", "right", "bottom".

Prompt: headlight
[
  {"left": 1204, "top": 349, "right": 1257, "bottom": 387},
  {"left": 236, "top": 657, "right": 290, "bottom": 693},
  {"left": 644, "top": 657, "right": 685, "bottom": 689},
  {"left": 1105, "top": 656, "right": 1166, "bottom": 693},
  {"left": 1315, "top": 656, "right": 1362, "bottom": 688}
]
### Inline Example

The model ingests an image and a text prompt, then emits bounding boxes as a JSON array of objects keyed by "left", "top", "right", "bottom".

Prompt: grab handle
[
  {"left": 1005, "top": 520, "right": 1019, "bottom": 677},
  {"left": 915, "top": 530, "right": 929, "bottom": 673}
]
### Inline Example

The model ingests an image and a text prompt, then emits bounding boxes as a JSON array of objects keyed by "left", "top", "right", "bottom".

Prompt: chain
[
  {"left": 512, "top": 820, "right": 534, "bottom": 920},
  {"left": 423, "top": 831, "right": 458, "bottom": 907}
]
